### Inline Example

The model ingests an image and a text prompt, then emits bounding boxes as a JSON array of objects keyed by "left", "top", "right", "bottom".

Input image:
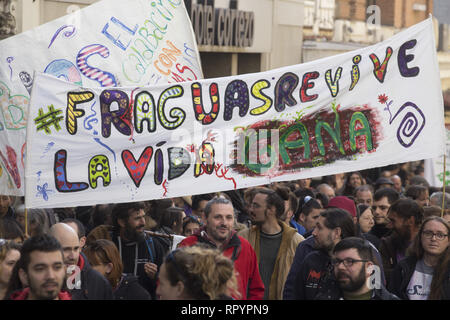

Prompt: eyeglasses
[
  {"left": 331, "top": 258, "right": 368, "bottom": 268},
  {"left": 422, "top": 231, "right": 448, "bottom": 241}
]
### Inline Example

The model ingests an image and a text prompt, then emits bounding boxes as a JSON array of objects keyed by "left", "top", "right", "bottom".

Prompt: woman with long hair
[
  {"left": 338, "top": 171, "right": 366, "bottom": 197},
  {"left": 0, "top": 239, "right": 21, "bottom": 300},
  {"left": 156, "top": 246, "right": 239, "bottom": 300},
  {"left": 389, "top": 216, "right": 449, "bottom": 299}
]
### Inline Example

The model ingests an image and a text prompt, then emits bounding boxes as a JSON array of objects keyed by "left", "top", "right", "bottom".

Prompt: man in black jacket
[
  {"left": 369, "top": 188, "right": 400, "bottom": 247},
  {"left": 379, "top": 198, "right": 423, "bottom": 286},
  {"left": 292, "top": 208, "right": 356, "bottom": 299},
  {"left": 331, "top": 237, "right": 399, "bottom": 300},
  {"left": 50, "top": 223, "right": 113, "bottom": 300}
]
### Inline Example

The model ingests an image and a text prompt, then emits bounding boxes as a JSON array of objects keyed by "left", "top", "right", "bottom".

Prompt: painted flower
[{"left": 378, "top": 94, "right": 389, "bottom": 104}]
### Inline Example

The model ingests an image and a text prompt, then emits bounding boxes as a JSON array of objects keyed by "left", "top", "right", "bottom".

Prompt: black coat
[
  {"left": 70, "top": 253, "right": 114, "bottom": 300},
  {"left": 112, "top": 231, "right": 166, "bottom": 300},
  {"left": 114, "top": 274, "right": 151, "bottom": 300},
  {"left": 292, "top": 250, "right": 340, "bottom": 300}
]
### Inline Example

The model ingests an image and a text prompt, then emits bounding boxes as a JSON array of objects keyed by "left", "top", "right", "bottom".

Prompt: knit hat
[{"left": 327, "top": 196, "right": 357, "bottom": 218}]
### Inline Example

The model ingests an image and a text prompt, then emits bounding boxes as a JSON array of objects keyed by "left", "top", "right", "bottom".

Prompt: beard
[
  {"left": 337, "top": 265, "right": 367, "bottom": 293},
  {"left": 29, "top": 279, "right": 61, "bottom": 300},
  {"left": 392, "top": 228, "right": 411, "bottom": 252},
  {"left": 123, "top": 223, "right": 145, "bottom": 242},
  {"left": 313, "top": 234, "right": 335, "bottom": 252}
]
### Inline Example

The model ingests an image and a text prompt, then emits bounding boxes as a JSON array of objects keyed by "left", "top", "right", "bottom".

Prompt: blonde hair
[{"left": 164, "top": 246, "right": 239, "bottom": 300}]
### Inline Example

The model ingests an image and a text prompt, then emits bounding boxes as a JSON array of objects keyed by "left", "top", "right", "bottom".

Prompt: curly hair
[{"left": 163, "top": 246, "right": 239, "bottom": 300}]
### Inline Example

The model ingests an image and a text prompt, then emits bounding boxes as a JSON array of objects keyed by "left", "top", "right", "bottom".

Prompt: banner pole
[
  {"left": 25, "top": 208, "right": 28, "bottom": 237},
  {"left": 442, "top": 154, "right": 446, "bottom": 217}
]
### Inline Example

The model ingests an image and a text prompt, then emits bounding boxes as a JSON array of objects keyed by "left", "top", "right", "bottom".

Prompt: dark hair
[
  {"left": 389, "top": 198, "right": 424, "bottom": 226},
  {"left": 182, "top": 216, "right": 203, "bottom": 233},
  {"left": 112, "top": 202, "right": 146, "bottom": 229},
  {"left": 405, "top": 185, "right": 428, "bottom": 201},
  {"left": 295, "top": 195, "right": 322, "bottom": 221},
  {"left": 92, "top": 204, "right": 114, "bottom": 228},
  {"left": 333, "top": 237, "right": 374, "bottom": 261},
  {"left": 423, "top": 206, "right": 442, "bottom": 218},
  {"left": 17, "top": 234, "right": 63, "bottom": 272},
  {"left": 294, "top": 188, "right": 315, "bottom": 200},
  {"left": 373, "top": 188, "right": 400, "bottom": 204},
  {"left": 61, "top": 218, "right": 86, "bottom": 238},
  {"left": 409, "top": 175, "right": 429, "bottom": 188},
  {"left": 74, "top": 206, "right": 94, "bottom": 231},
  {"left": 315, "top": 193, "right": 329, "bottom": 208},
  {"left": 204, "top": 198, "right": 233, "bottom": 219},
  {"left": 160, "top": 207, "right": 185, "bottom": 234},
  {"left": 407, "top": 216, "right": 449, "bottom": 300},
  {"left": 147, "top": 199, "right": 173, "bottom": 227},
  {"left": 253, "top": 188, "right": 285, "bottom": 219},
  {"left": 341, "top": 171, "right": 365, "bottom": 196},
  {"left": 320, "top": 208, "right": 356, "bottom": 239},
  {"left": 1, "top": 219, "right": 25, "bottom": 242},
  {"left": 274, "top": 186, "right": 298, "bottom": 216},
  {"left": 192, "top": 194, "right": 214, "bottom": 211},
  {"left": 356, "top": 204, "right": 369, "bottom": 220}
]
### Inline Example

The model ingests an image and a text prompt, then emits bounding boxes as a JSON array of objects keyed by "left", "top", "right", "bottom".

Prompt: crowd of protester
[{"left": 0, "top": 161, "right": 449, "bottom": 300}]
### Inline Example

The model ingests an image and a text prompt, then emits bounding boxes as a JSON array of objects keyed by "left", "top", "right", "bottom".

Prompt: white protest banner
[
  {"left": 424, "top": 128, "right": 450, "bottom": 187},
  {"left": 0, "top": 0, "right": 202, "bottom": 196},
  {"left": 25, "top": 18, "right": 445, "bottom": 209}
]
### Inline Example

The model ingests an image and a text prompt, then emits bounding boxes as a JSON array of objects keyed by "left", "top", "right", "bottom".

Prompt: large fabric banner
[
  {"left": 0, "top": 0, "right": 202, "bottom": 196},
  {"left": 25, "top": 18, "right": 445, "bottom": 209}
]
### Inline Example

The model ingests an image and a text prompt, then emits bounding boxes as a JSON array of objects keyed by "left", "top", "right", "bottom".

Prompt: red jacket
[
  {"left": 10, "top": 287, "right": 71, "bottom": 300},
  {"left": 178, "top": 229, "right": 264, "bottom": 300}
]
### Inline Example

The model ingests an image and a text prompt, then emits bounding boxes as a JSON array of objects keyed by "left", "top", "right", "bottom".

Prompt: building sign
[{"left": 185, "top": 0, "right": 254, "bottom": 47}]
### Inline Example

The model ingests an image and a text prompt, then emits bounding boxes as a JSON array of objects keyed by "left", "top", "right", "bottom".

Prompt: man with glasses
[
  {"left": 330, "top": 237, "right": 399, "bottom": 300},
  {"left": 368, "top": 188, "right": 400, "bottom": 248}
]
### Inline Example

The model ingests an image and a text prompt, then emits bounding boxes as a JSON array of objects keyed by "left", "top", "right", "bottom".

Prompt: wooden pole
[
  {"left": 25, "top": 208, "right": 28, "bottom": 237},
  {"left": 442, "top": 154, "right": 446, "bottom": 218}
]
